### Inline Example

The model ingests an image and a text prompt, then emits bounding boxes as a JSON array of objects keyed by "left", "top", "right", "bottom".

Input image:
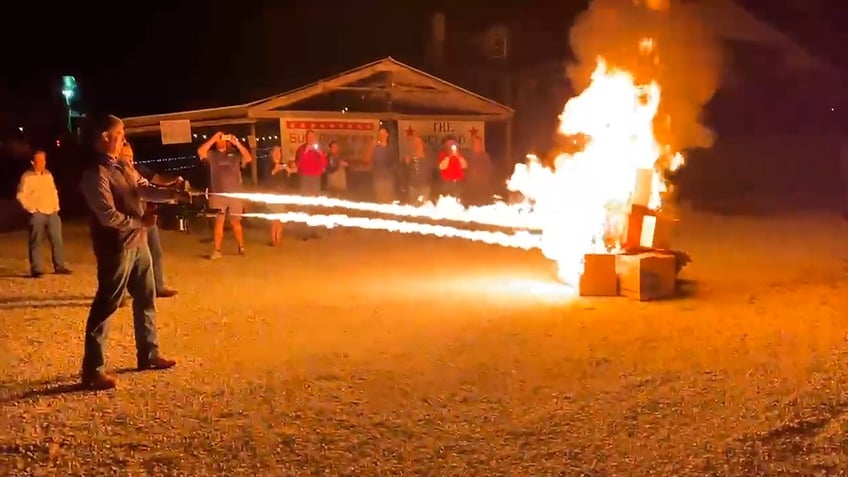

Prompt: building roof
[{"left": 123, "top": 57, "right": 513, "bottom": 134}]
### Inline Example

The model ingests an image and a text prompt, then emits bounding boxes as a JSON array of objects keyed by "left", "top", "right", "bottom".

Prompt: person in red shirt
[
  {"left": 437, "top": 137, "right": 467, "bottom": 200},
  {"left": 293, "top": 130, "right": 328, "bottom": 239},
  {"left": 294, "top": 130, "right": 328, "bottom": 191}
]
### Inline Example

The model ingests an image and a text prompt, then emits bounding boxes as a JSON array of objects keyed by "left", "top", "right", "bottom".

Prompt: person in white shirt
[{"left": 16, "top": 150, "right": 71, "bottom": 277}]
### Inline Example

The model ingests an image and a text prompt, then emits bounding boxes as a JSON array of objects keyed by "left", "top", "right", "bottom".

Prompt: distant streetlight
[{"left": 61, "top": 75, "right": 78, "bottom": 131}]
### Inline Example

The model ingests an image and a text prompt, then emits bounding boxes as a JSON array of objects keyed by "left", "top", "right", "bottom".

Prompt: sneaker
[
  {"left": 54, "top": 267, "right": 72, "bottom": 275},
  {"left": 209, "top": 250, "right": 222, "bottom": 260},
  {"left": 30, "top": 271, "right": 44, "bottom": 278}
]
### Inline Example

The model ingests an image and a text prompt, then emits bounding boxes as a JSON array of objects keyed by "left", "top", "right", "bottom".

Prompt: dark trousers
[
  {"left": 373, "top": 176, "right": 395, "bottom": 203},
  {"left": 82, "top": 243, "right": 159, "bottom": 374},
  {"left": 463, "top": 183, "right": 494, "bottom": 206},
  {"left": 28, "top": 212, "right": 66, "bottom": 274},
  {"left": 407, "top": 184, "right": 432, "bottom": 205},
  {"left": 147, "top": 225, "right": 165, "bottom": 290},
  {"left": 440, "top": 180, "right": 463, "bottom": 203},
  {"left": 295, "top": 175, "right": 323, "bottom": 238}
]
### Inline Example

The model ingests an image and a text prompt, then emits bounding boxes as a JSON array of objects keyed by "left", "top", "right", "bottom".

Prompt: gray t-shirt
[{"left": 208, "top": 149, "right": 243, "bottom": 193}]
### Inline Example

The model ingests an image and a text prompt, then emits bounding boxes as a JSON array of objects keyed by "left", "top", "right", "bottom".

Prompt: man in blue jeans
[
  {"left": 16, "top": 150, "right": 72, "bottom": 277},
  {"left": 79, "top": 114, "right": 189, "bottom": 390}
]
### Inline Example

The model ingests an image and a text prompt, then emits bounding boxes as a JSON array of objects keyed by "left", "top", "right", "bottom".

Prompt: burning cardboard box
[
  {"left": 631, "top": 168, "right": 655, "bottom": 207},
  {"left": 624, "top": 167, "right": 678, "bottom": 250},
  {"left": 616, "top": 252, "right": 677, "bottom": 301},
  {"left": 624, "top": 204, "right": 652, "bottom": 249},
  {"left": 638, "top": 213, "right": 677, "bottom": 249},
  {"left": 579, "top": 253, "right": 619, "bottom": 296}
]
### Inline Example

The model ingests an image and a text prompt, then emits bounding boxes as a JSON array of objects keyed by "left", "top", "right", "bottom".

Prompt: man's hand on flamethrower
[{"left": 175, "top": 189, "right": 193, "bottom": 205}]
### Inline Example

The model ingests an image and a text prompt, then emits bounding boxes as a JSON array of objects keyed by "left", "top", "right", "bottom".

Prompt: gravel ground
[{"left": 1, "top": 208, "right": 848, "bottom": 476}]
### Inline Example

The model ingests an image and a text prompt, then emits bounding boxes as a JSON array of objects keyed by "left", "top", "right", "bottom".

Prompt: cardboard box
[
  {"left": 624, "top": 204, "right": 653, "bottom": 249},
  {"left": 616, "top": 252, "right": 677, "bottom": 301},
  {"left": 639, "top": 214, "right": 677, "bottom": 250},
  {"left": 579, "top": 254, "right": 619, "bottom": 296},
  {"left": 632, "top": 168, "right": 655, "bottom": 207}
]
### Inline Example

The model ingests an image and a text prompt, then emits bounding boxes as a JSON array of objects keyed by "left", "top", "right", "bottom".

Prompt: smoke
[{"left": 566, "top": 0, "right": 722, "bottom": 151}]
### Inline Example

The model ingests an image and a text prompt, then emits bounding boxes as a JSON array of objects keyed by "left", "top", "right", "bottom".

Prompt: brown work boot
[
  {"left": 81, "top": 371, "right": 117, "bottom": 390},
  {"left": 137, "top": 356, "right": 177, "bottom": 371},
  {"left": 156, "top": 288, "right": 178, "bottom": 298}
]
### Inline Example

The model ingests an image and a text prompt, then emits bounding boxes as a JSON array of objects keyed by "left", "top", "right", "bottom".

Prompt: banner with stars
[
  {"left": 396, "top": 120, "right": 485, "bottom": 158},
  {"left": 280, "top": 117, "right": 380, "bottom": 170}
]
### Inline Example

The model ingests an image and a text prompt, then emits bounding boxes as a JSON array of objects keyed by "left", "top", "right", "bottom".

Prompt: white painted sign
[
  {"left": 397, "top": 120, "right": 485, "bottom": 158},
  {"left": 159, "top": 119, "right": 192, "bottom": 145},
  {"left": 280, "top": 117, "right": 379, "bottom": 171}
]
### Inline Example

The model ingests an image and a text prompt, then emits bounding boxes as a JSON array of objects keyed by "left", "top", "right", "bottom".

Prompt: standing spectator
[
  {"left": 404, "top": 135, "right": 433, "bottom": 204},
  {"left": 267, "top": 145, "right": 294, "bottom": 246},
  {"left": 197, "top": 132, "right": 253, "bottom": 259},
  {"left": 437, "top": 137, "right": 467, "bottom": 200},
  {"left": 16, "top": 149, "right": 72, "bottom": 278},
  {"left": 368, "top": 126, "right": 395, "bottom": 203},
  {"left": 118, "top": 142, "right": 180, "bottom": 297},
  {"left": 294, "top": 130, "right": 328, "bottom": 196},
  {"left": 325, "top": 140, "right": 349, "bottom": 197},
  {"left": 464, "top": 136, "right": 494, "bottom": 205},
  {"left": 293, "top": 130, "right": 328, "bottom": 239}
]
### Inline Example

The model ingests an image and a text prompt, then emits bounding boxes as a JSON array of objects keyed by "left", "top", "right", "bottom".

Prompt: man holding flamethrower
[{"left": 79, "top": 114, "right": 192, "bottom": 390}]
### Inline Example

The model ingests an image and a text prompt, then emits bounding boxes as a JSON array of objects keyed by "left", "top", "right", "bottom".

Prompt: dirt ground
[{"left": 1, "top": 207, "right": 848, "bottom": 476}]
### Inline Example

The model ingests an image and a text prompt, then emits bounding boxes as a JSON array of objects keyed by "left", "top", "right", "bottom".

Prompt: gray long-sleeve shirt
[{"left": 80, "top": 154, "right": 177, "bottom": 255}]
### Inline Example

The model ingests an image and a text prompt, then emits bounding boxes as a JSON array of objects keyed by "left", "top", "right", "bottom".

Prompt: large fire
[{"left": 506, "top": 47, "right": 683, "bottom": 285}]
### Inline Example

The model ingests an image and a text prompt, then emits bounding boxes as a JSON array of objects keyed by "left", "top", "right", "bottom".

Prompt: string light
[{"left": 134, "top": 146, "right": 277, "bottom": 174}]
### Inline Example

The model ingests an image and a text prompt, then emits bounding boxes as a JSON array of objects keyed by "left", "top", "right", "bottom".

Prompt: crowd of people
[
  {"left": 264, "top": 126, "right": 495, "bottom": 207},
  {"left": 13, "top": 116, "right": 498, "bottom": 390}
]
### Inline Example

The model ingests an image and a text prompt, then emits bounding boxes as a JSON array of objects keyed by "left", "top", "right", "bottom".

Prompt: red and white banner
[
  {"left": 397, "top": 120, "right": 485, "bottom": 157},
  {"left": 279, "top": 117, "right": 379, "bottom": 170}
]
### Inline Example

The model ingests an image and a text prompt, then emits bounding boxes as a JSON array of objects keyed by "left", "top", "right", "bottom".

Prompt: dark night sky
[
  {"left": 1, "top": 0, "right": 845, "bottom": 119},
  {"left": 2, "top": 0, "right": 561, "bottom": 117}
]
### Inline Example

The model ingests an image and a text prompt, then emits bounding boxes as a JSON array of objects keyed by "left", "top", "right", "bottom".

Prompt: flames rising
[{"left": 505, "top": 48, "right": 683, "bottom": 285}]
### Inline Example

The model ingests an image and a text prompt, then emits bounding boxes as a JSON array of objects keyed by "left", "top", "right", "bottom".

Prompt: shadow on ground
[
  {"left": 0, "top": 368, "right": 139, "bottom": 403},
  {"left": 0, "top": 295, "right": 92, "bottom": 310}
]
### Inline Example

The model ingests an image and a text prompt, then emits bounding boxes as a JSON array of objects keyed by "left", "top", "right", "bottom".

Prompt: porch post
[{"left": 248, "top": 122, "right": 258, "bottom": 186}]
